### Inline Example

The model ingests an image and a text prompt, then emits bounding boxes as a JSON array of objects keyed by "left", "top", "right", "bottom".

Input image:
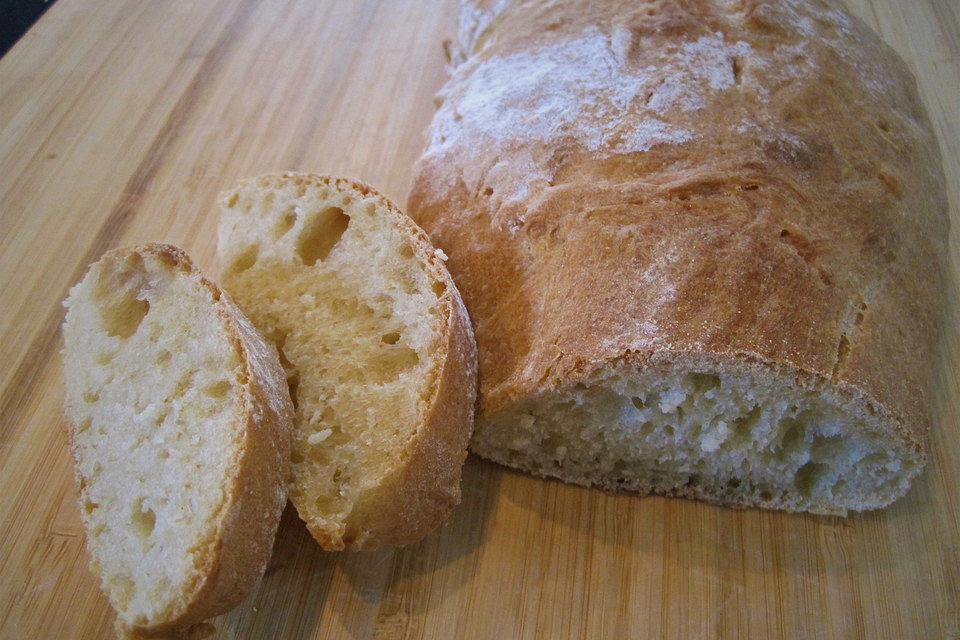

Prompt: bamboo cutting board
[{"left": 1, "top": 0, "right": 958, "bottom": 638}]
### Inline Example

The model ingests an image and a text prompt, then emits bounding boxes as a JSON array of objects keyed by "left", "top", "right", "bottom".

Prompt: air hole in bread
[
  {"left": 225, "top": 192, "right": 239, "bottom": 208},
  {"left": 381, "top": 332, "right": 401, "bottom": 344},
  {"left": 97, "top": 350, "right": 116, "bottom": 365},
  {"left": 286, "top": 370, "right": 301, "bottom": 411},
  {"left": 795, "top": 461, "right": 829, "bottom": 497},
  {"left": 431, "top": 279, "right": 445, "bottom": 297},
  {"left": 274, "top": 336, "right": 301, "bottom": 411},
  {"left": 84, "top": 498, "right": 99, "bottom": 514},
  {"left": 399, "top": 243, "right": 415, "bottom": 259},
  {"left": 100, "top": 295, "right": 150, "bottom": 339},
  {"left": 811, "top": 433, "right": 846, "bottom": 461},
  {"left": 483, "top": 187, "right": 493, "bottom": 196},
  {"left": 229, "top": 244, "right": 260, "bottom": 274},
  {"left": 731, "top": 57, "right": 743, "bottom": 85},
  {"left": 154, "top": 349, "right": 171, "bottom": 366},
  {"left": 689, "top": 372, "right": 720, "bottom": 392},
  {"left": 776, "top": 418, "right": 806, "bottom": 461},
  {"left": 83, "top": 390, "right": 100, "bottom": 403},
  {"left": 131, "top": 499, "right": 156, "bottom": 539},
  {"left": 202, "top": 380, "right": 232, "bottom": 398},
  {"left": 77, "top": 416, "right": 92, "bottom": 433},
  {"left": 108, "top": 575, "right": 135, "bottom": 611},
  {"left": 90, "top": 254, "right": 154, "bottom": 339},
  {"left": 732, "top": 405, "right": 761, "bottom": 439},
  {"left": 295, "top": 207, "right": 349, "bottom": 266},
  {"left": 274, "top": 206, "right": 298, "bottom": 239},
  {"left": 169, "top": 371, "right": 196, "bottom": 401}
]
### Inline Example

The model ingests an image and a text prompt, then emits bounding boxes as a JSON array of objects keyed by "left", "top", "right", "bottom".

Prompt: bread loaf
[
  {"left": 217, "top": 173, "right": 477, "bottom": 549},
  {"left": 62, "top": 244, "right": 293, "bottom": 638},
  {"left": 407, "top": 0, "right": 949, "bottom": 514}
]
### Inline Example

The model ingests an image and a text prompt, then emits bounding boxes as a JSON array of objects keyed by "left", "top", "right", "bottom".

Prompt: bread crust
[
  {"left": 64, "top": 244, "right": 293, "bottom": 639},
  {"left": 218, "top": 174, "right": 478, "bottom": 550},
  {"left": 408, "top": 0, "right": 948, "bottom": 509}
]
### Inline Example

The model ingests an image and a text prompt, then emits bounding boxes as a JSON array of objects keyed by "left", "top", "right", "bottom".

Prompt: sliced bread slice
[
  {"left": 62, "top": 243, "right": 293, "bottom": 639},
  {"left": 217, "top": 173, "right": 477, "bottom": 550}
]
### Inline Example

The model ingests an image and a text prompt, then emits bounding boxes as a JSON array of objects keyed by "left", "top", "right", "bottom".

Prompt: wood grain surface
[{"left": 0, "top": 1, "right": 957, "bottom": 638}]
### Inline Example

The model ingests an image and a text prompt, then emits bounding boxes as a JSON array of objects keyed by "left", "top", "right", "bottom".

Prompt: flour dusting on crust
[{"left": 424, "top": 27, "right": 752, "bottom": 202}]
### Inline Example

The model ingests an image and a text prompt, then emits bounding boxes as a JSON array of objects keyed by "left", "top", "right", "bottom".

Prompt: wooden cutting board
[{"left": 1, "top": 0, "right": 957, "bottom": 637}]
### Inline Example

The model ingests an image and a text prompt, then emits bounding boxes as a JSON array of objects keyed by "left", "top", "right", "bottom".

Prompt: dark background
[{"left": 2, "top": 0, "right": 57, "bottom": 58}]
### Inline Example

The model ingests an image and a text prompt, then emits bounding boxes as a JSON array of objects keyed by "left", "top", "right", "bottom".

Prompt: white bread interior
[{"left": 473, "top": 358, "right": 921, "bottom": 515}]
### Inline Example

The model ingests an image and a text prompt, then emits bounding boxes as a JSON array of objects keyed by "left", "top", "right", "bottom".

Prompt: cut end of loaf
[
  {"left": 473, "top": 359, "right": 924, "bottom": 514},
  {"left": 218, "top": 173, "right": 473, "bottom": 549},
  {"left": 62, "top": 245, "right": 266, "bottom": 629}
]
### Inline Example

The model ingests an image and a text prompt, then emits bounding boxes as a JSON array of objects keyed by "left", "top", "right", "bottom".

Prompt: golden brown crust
[
  {"left": 408, "top": 0, "right": 948, "bottom": 508},
  {"left": 66, "top": 244, "right": 293, "bottom": 639}
]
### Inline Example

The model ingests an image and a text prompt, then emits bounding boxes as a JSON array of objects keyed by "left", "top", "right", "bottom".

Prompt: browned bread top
[{"left": 408, "top": 0, "right": 948, "bottom": 512}]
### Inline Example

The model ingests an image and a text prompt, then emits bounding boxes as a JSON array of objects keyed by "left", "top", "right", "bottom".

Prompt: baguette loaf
[
  {"left": 217, "top": 173, "right": 477, "bottom": 549},
  {"left": 62, "top": 244, "right": 293, "bottom": 638},
  {"left": 408, "top": 0, "right": 949, "bottom": 513}
]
